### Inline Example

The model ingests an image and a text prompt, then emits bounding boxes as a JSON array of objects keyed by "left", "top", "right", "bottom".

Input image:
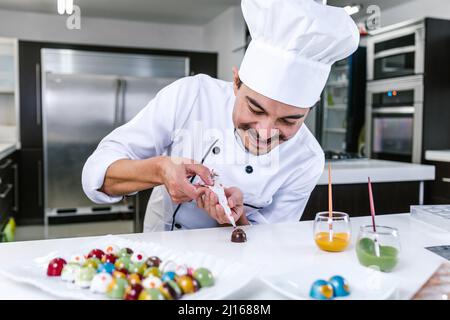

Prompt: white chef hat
[{"left": 239, "top": 0, "right": 360, "bottom": 108}]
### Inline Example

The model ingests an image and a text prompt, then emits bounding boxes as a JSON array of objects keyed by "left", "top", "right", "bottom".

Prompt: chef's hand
[
  {"left": 160, "top": 157, "right": 213, "bottom": 204},
  {"left": 196, "top": 187, "right": 244, "bottom": 225}
]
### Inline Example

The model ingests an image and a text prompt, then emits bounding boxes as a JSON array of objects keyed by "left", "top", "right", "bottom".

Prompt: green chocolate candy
[
  {"left": 193, "top": 268, "right": 214, "bottom": 288},
  {"left": 138, "top": 288, "right": 165, "bottom": 300},
  {"left": 356, "top": 238, "right": 399, "bottom": 272},
  {"left": 128, "top": 262, "right": 147, "bottom": 275},
  {"left": 159, "top": 280, "right": 183, "bottom": 300},
  {"left": 107, "top": 277, "right": 129, "bottom": 299},
  {"left": 143, "top": 266, "right": 162, "bottom": 278},
  {"left": 118, "top": 248, "right": 133, "bottom": 258},
  {"left": 75, "top": 266, "right": 96, "bottom": 288},
  {"left": 114, "top": 256, "right": 131, "bottom": 270},
  {"left": 83, "top": 258, "right": 101, "bottom": 269}
]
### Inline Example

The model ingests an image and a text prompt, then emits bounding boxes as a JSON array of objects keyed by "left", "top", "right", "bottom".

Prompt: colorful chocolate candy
[
  {"left": 176, "top": 275, "right": 197, "bottom": 294},
  {"left": 193, "top": 268, "right": 214, "bottom": 288},
  {"left": 47, "top": 258, "right": 67, "bottom": 277},
  {"left": 83, "top": 258, "right": 101, "bottom": 269},
  {"left": 309, "top": 279, "right": 334, "bottom": 300},
  {"left": 309, "top": 276, "right": 351, "bottom": 300},
  {"left": 90, "top": 273, "right": 113, "bottom": 294},
  {"left": 329, "top": 275, "right": 350, "bottom": 297},
  {"left": 69, "top": 254, "right": 85, "bottom": 265},
  {"left": 161, "top": 271, "right": 177, "bottom": 282},
  {"left": 75, "top": 266, "right": 97, "bottom": 288},
  {"left": 106, "top": 277, "right": 128, "bottom": 299},
  {"left": 114, "top": 256, "right": 131, "bottom": 270},
  {"left": 138, "top": 288, "right": 165, "bottom": 300},
  {"left": 130, "top": 252, "right": 147, "bottom": 264},
  {"left": 61, "top": 263, "right": 81, "bottom": 282},
  {"left": 87, "top": 249, "right": 105, "bottom": 260},
  {"left": 102, "top": 254, "right": 117, "bottom": 264},
  {"left": 45, "top": 245, "right": 215, "bottom": 300},
  {"left": 145, "top": 256, "right": 161, "bottom": 268},
  {"left": 118, "top": 248, "right": 133, "bottom": 258},
  {"left": 159, "top": 280, "right": 183, "bottom": 300},
  {"left": 128, "top": 262, "right": 146, "bottom": 275},
  {"left": 97, "top": 262, "right": 115, "bottom": 274},
  {"left": 124, "top": 284, "right": 144, "bottom": 300},
  {"left": 142, "top": 275, "right": 162, "bottom": 289}
]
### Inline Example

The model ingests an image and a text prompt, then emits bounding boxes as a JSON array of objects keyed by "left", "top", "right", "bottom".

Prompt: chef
[{"left": 82, "top": 0, "right": 359, "bottom": 232}]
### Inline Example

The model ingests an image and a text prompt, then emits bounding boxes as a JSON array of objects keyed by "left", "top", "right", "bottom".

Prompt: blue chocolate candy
[
  {"left": 309, "top": 279, "right": 334, "bottom": 300},
  {"left": 161, "top": 271, "right": 177, "bottom": 282},
  {"left": 97, "top": 262, "right": 115, "bottom": 274},
  {"left": 329, "top": 275, "right": 350, "bottom": 297}
]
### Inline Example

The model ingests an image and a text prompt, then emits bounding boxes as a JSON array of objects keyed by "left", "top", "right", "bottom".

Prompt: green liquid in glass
[{"left": 356, "top": 238, "right": 399, "bottom": 272}]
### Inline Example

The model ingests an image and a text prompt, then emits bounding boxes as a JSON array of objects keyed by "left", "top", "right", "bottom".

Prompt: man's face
[{"left": 232, "top": 74, "right": 309, "bottom": 156}]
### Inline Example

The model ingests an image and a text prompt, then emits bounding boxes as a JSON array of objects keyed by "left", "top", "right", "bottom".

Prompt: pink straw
[{"left": 368, "top": 177, "right": 377, "bottom": 232}]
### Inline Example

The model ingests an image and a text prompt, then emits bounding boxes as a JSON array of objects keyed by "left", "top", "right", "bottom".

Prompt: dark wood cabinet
[
  {"left": 18, "top": 42, "right": 44, "bottom": 149},
  {"left": 17, "top": 149, "right": 44, "bottom": 225},
  {"left": 302, "top": 181, "right": 420, "bottom": 221},
  {"left": 0, "top": 152, "right": 18, "bottom": 227},
  {"left": 425, "top": 161, "right": 450, "bottom": 204}
]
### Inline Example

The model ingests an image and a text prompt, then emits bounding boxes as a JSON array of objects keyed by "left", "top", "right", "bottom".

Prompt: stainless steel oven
[
  {"left": 367, "top": 20, "right": 425, "bottom": 80},
  {"left": 366, "top": 75, "right": 424, "bottom": 163}
]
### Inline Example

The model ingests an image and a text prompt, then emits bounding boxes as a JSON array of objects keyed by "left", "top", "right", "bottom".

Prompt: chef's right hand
[{"left": 159, "top": 157, "right": 213, "bottom": 204}]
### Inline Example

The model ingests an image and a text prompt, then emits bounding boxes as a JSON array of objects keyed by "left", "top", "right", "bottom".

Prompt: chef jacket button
[
  {"left": 245, "top": 165, "right": 253, "bottom": 174},
  {"left": 174, "top": 223, "right": 182, "bottom": 229},
  {"left": 212, "top": 146, "right": 220, "bottom": 155}
]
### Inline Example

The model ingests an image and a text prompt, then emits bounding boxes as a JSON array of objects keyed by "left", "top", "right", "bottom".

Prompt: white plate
[
  {"left": 260, "top": 265, "right": 398, "bottom": 300},
  {"left": 0, "top": 235, "right": 256, "bottom": 300}
]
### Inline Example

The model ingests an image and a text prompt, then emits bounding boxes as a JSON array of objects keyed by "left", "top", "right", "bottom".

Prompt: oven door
[{"left": 371, "top": 109, "right": 414, "bottom": 162}]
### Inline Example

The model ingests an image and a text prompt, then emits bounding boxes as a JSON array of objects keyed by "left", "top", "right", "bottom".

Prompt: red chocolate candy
[
  {"left": 102, "top": 254, "right": 117, "bottom": 264},
  {"left": 124, "top": 284, "right": 144, "bottom": 300},
  {"left": 47, "top": 258, "right": 67, "bottom": 276},
  {"left": 87, "top": 249, "right": 105, "bottom": 260}
]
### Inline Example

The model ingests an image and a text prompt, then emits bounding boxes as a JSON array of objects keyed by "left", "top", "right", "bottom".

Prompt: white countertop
[
  {"left": 0, "top": 142, "right": 16, "bottom": 160},
  {"left": 0, "top": 214, "right": 448, "bottom": 300},
  {"left": 425, "top": 150, "right": 450, "bottom": 163},
  {"left": 318, "top": 159, "right": 435, "bottom": 185}
]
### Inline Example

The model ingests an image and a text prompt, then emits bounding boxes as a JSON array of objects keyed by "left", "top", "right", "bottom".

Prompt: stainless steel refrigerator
[{"left": 40, "top": 48, "right": 189, "bottom": 224}]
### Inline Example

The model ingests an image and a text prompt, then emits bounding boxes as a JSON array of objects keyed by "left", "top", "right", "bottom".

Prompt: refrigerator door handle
[
  {"left": 36, "top": 63, "right": 42, "bottom": 126},
  {"left": 120, "top": 79, "right": 127, "bottom": 125},
  {"left": 113, "top": 78, "right": 122, "bottom": 127}
]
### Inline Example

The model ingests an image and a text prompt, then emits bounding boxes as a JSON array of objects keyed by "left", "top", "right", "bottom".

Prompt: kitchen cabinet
[
  {"left": 0, "top": 151, "right": 18, "bottom": 227},
  {"left": 425, "top": 161, "right": 450, "bottom": 204},
  {"left": 302, "top": 181, "right": 420, "bottom": 221},
  {"left": 17, "top": 149, "right": 43, "bottom": 225}
]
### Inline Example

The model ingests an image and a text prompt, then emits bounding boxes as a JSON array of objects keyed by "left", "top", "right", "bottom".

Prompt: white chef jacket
[{"left": 82, "top": 74, "right": 325, "bottom": 232}]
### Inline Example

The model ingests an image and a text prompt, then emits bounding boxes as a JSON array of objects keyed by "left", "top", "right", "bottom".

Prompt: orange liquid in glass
[{"left": 315, "top": 232, "right": 350, "bottom": 252}]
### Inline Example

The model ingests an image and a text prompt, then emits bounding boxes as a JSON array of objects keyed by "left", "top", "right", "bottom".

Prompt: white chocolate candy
[
  {"left": 61, "top": 263, "right": 81, "bottom": 282},
  {"left": 142, "top": 275, "right": 162, "bottom": 289},
  {"left": 175, "top": 264, "right": 188, "bottom": 276},
  {"left": 104, "top": 245, "right": 119, "bottom": 255},
  {"left": 130, "top": 252, "right": 147, "bottom": 264},
  {"left": 69, "top": 253, "right": 86, "bottom": 265},
  {"left": 160, "top": 260, "right": 177, "bottom": 273},
  {"left": 90, "top": 273, "right": 113, "bottom": 294}
]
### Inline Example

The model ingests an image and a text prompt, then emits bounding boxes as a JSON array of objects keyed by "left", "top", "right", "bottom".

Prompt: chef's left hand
[{"left": 196, "top": 187, "right": 244, "bottom": 225}]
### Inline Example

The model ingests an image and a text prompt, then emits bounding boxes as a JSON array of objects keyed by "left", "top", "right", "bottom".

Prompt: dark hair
[{"left": 236, "top": 77, "right": 243, "bottom": 89}]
